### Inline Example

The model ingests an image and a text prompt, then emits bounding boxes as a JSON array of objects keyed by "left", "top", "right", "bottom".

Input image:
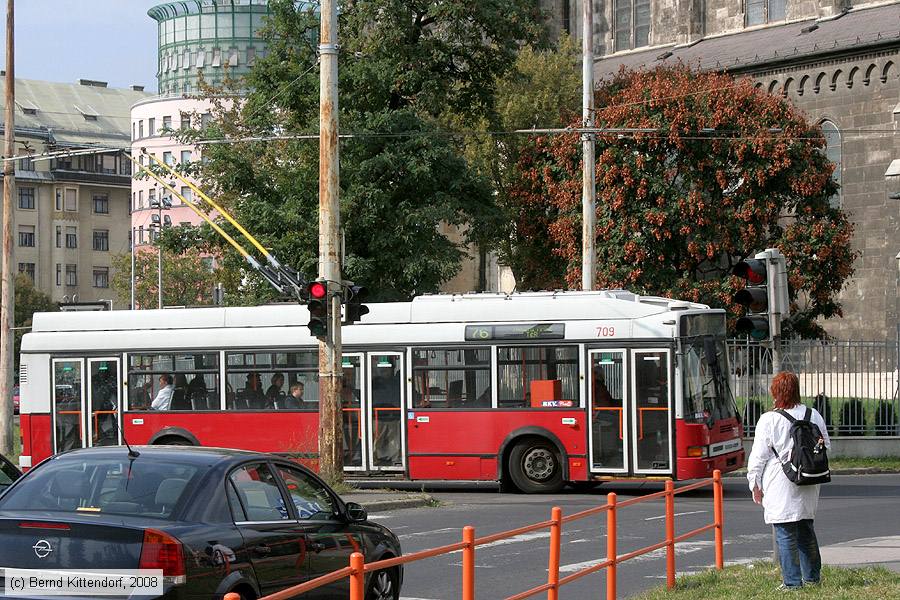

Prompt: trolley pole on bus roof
[
  {"left": 318, "top": 0, "right": 344, "bottom": 483},
  {"left": 581, "top": 0, "right": 596, "bottom": 291},
  {"left": 0, "top": 0, "right": 15, "bottom": 457}
]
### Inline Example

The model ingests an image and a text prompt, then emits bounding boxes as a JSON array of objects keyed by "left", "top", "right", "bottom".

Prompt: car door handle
[
  {"left": 308, "top": 541, "right": 326, "bottom": 553},
  {"left": 253, "top": 545, "right": 271, "bottom": 556}
]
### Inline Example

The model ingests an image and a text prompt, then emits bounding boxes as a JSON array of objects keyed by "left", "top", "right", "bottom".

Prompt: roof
[
  {"left": 0, "top": 78, "right": 151, "bottom": 147},
  {"left": 593, "top": 3, "right": 900, "bottom": 80},
  {"left": 148, "top": 0, "right": 272, "bottom": 20}
]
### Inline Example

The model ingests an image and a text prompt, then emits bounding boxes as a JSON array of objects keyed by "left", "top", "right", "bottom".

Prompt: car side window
[
  {"left": 275, "top": 465, "right": 336, "bottom": 520},
  {"left": 0, "top": 458, "right": 17, "bottom": 487},
  {"left": 228, "top": 463, "right": 290, "bottom": 521},
  {"left": 225, "top": 480, "right": 246, "bottom": 522}
]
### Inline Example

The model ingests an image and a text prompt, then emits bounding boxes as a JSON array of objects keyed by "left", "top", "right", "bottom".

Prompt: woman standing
[{"left": 747, "top": 371, "right": 831, "bottom": 590}]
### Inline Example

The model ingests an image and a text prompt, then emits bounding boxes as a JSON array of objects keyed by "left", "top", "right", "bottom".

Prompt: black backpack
[{"left": 771, "top": 407, "right": 831, "bottom": 486}]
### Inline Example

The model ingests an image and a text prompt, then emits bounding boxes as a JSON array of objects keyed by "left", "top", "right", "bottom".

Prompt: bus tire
[
  {"left": 153, "top": 435, "right": 193, "bottom": 446},
  {"left": 508, "top": 438, "right": 564, "bottom": 494}
]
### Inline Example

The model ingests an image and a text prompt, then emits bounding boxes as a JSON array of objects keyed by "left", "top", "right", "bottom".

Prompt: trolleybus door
[
  {"left": 588, "top": 350, "right": 628, "bottom": 473},
  {"left": 341, "top": 354, "right": 366, "bottom": 471},
  {"left": 630, "top": 349, "right": 673, "bottom": 475},
  {"left": 366, "top": 353, "right": 405, "bottom": 472},
  {"left": 86, "top": 357, "right": 121, "bottom": 447},
  {"left": 52, "top": 358, "right": 85, "bottom": 453}
]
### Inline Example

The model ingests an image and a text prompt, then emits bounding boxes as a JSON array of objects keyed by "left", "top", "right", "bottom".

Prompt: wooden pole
[
  {"left": 580, "top": 0, "right": 595, "bottom": 291},
  {"left": 317, "top": 0, "right": 343, "bottom": 482},
  {"left": 0, "top": 0, "right": 16, "bottom": 458}
]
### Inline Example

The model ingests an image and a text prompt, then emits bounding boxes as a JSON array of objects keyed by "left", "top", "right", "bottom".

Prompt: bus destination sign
[{"left": 465, "top": 323, "right": 565, "bottom": 341}]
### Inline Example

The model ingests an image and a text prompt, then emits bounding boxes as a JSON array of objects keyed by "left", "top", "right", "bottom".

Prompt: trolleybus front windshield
[{"left": 680, "top": 314, "right": 737, "bottom": 424}]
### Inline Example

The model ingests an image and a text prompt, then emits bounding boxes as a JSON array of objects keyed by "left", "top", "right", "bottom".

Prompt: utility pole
[
  {"left": 318, "top": 0, "right": 343, "bottom": 483},
  {"left": 581, "top": 0, "right": 596, "bottom": 291},
  {"left": 0, "top": 0, "right": 14, "bottom": 457}
]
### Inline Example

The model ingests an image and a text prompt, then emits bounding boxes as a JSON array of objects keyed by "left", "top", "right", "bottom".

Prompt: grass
[
  {"left": 633, "top": 562, "right": 900, "bottom": 600},
  {"left": 828, "top": 456, "right": 900, "bottom": 470}
]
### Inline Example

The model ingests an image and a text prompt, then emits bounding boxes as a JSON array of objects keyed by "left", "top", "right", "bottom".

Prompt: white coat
[{"left": 746, "top": 404, "right": 831, "bottom": 524}]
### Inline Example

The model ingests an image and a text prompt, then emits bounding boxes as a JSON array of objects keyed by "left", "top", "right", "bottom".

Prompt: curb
[{"left": 354, "top": 494, "right": 436, "bottom": 512}]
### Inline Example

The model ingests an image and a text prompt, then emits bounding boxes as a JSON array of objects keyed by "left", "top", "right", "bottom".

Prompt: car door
[
  {"left": 273, "top": 463, "right": 358, "bottom": 600},
  {"left": 228, "top": 462, "right": 306, "bottom": 596}
]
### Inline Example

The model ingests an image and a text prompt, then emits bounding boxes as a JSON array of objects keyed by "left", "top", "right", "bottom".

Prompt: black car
[
  {"left": 0, "top": 446, "right": 402, "bottom": 599},
  {"left": 0, "top": 452, "right": 20, "bottom": 494}
]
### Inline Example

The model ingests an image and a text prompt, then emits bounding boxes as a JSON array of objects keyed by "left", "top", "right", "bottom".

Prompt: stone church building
[{"left": 540, "top": 0, "right": 899, "bottom": 340}]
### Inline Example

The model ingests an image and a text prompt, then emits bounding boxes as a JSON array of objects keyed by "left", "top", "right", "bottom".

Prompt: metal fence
[{"left": 727, "top": 338, "right": 900, "bottom": 437}]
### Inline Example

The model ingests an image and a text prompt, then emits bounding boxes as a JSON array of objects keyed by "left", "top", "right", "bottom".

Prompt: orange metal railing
[{"left": 226, "top": 470, "right": 725, "bottom": 600}]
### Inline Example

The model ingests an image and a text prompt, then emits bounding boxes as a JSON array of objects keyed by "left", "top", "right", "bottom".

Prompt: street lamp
[{"left": 148, "top": 195, "right": 172, "bottom": 309}]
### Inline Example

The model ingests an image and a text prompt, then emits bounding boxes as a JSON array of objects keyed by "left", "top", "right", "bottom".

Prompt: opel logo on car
[{"left": 32, "top": 539, "right": 53, "bottom": 559}]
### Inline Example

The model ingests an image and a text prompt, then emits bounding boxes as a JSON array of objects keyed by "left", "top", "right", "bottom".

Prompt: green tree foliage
[
  {"left": 509, "top": 66, "right": 856, "bottom": 337},
  {"left": 14, "top": 274, "right": 56, "bottom": 371},
  {"left": 178, "top": 0, "right": 545, "bottom": 303},
  {"left": 110, "top": 249, "right": 219, "bottom": 309}
]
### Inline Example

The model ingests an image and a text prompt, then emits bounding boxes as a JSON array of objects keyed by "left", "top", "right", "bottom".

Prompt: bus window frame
[
  {"left": 629, "top": 347, "right": 674, "bottom": 476},
  {"left": 223, "top": 349, "right": 320, "bottom": 411},
  {"left": 123, "top": 351, "right": 221, "bottom": 412},
  {"left": 410, "top": 345, "right": 492, "bottom": 410},
  {"left": 495, "top": 343, "right": 582, "bottom": 409}
]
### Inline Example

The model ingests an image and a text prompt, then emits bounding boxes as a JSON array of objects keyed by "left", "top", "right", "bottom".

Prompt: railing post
[
  {"left": 547, "top": 506, "right": 562, "bottom": 600},
  {"left": 350, "top": 551, "right": 365, "bottom": 600},
  {"left": 463, "top": 525, "right": 475, "bottom": 600},
  {"left": 665, "top": 479, "right": 676, "bottom": 589},
  {"left": 606, "top": 492, "right": 617, "bottom": 600},
  {"left": 713, "top": 469, "right": 724, "bottom": 570}
]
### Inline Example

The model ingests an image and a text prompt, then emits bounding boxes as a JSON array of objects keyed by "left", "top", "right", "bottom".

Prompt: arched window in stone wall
[
  {"left": 798, "top": 75, "right": 809, "bottom": 96},
  {"left": 820, "top": 120, "right": 842, "bottom": 209}
]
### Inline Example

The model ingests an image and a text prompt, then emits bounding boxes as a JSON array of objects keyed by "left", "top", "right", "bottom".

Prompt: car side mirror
[{"left": 345, "top": 501, "right": 367, "bottom": 523}]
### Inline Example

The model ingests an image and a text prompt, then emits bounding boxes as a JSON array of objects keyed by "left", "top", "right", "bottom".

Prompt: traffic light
[
  {"left": 732, "top": 248, "right": 790, "bottom": 341},
  {"left": 344, "top": 284, "right": 369, "bottom": 324},
  {"left": 306, "top": 279, "right": 329, "bottom": 339}
]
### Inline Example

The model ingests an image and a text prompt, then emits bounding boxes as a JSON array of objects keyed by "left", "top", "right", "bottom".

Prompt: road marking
[
  {"left": 399, "top": 527, "right": 457, "bottom": 540},
  {"left": 448, "top": 562, "right": 497, "bottom": 568},
  {"left": 449, "top": 531, "right": 551, "bottom": 554},
  {"left": 644, "top": 510, "right": 707, "bottom": 521},
  {"left": 367, "top": 515, "right": 394, "bottom": 520},
  {"left": 558, "top": 541, "right": 714, "bottom": 573}
]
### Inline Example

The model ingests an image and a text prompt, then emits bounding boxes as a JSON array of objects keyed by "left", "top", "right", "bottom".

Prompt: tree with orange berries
[{"left": 507, "top": 65, "right": 856, "bottom": 337}]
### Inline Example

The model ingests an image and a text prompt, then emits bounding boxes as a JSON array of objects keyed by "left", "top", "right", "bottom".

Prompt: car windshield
[
  {"left": 0, "top": 457, "right": 199, "bottom": 519},
  {"left": 680, "top": 314, "right": 738, "bottom": 424}
]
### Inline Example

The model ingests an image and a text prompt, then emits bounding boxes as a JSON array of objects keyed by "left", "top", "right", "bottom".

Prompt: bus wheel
[
  {"left": 154, "top": 436, "right": 193, "bottom": 446},
  {"left": 508, "top": 439, "right": 564, "bottom": 494}
]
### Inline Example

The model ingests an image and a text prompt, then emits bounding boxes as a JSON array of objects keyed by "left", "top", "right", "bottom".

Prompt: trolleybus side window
[
  {"left": 411, "top": 347, "right": 491, "bottom": 409},
  {"left": 497, "top": 346, "right": 579, "bottom": 408},
  {"left": 128, "top": 353, "right": 219, "bottom": 411},
  {"left": 225, "top": 351, "right": 318, "bottom": 411}
]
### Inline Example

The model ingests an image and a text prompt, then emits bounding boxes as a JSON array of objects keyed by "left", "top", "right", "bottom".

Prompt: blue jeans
[{"left": 773, "top": 520, "right": 822, "bottom": 587}]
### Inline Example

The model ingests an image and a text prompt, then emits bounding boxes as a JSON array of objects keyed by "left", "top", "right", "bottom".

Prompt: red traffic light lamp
[{"left": 306, "top": 279, "right": 329, "bottom": 339}]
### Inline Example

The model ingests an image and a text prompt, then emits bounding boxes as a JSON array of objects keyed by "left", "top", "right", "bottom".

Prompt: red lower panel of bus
[
  {"left": 675, "top": 418, "right": 745, "bottom": 479},
  {"left": 122, "top": 411, "right": 320, "bottom": 454},
  {"left": 407, "top": 409, "right": 586, "bottom": 480},
  {"left": 20, "top": 414, "right": 52, "bottom": 469}
]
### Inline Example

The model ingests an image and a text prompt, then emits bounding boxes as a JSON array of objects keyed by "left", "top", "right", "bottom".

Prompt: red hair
[{"left": 771, "top": 372, "right": 801, "bottom": 409}]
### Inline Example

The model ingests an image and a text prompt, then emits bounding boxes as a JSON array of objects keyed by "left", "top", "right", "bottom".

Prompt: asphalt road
[{"left": 363, "top": 475, "right": 900, "bottom": 599}]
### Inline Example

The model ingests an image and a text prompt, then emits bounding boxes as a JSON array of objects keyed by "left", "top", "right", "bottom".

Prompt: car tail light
[
  {"left": 139, "top": 528, "right": 185, "bottom": 583},
  {"left": 19, "top": 522, "right": 70, "bottom": 530}
]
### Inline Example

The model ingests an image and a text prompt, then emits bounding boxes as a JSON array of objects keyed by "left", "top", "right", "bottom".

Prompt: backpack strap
[
  {"left": 803, "top": 407, "right": 812, "bottom": 422},
  {"left": 774, "top": 408, "right": 796, "bottom": 423}
]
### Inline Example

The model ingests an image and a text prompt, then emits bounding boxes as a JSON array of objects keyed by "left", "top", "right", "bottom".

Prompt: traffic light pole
[{"left": 318, "top": 0, "right": 344, "bottom": 483}]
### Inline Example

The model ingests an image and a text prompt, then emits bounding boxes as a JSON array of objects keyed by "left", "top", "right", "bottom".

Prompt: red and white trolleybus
[{"left": 17, "top": 290, "right": 744, "bottom": 492}]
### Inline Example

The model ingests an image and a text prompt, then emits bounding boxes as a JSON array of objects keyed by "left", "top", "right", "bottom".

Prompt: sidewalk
[
  {"left": 342, "top": 488, "right": 436, "bottom": 512},
  {"left": 821, "top": 536, "right": 900, "bottom": 574}
]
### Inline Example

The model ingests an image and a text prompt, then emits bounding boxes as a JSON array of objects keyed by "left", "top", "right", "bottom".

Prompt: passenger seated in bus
[
  {"left": 240, "top": 372, "right": 266, "bottom": 410},
  {"left": 150, "top": 375, "right": 175, "bottom": 411},
  {"left": 265, "top": 373, "right": 286, "bottom": 407},
  {"left": 170, "top": 374, "right": 190, "bottom": 411},
  {"left": 187, "top": 376, "right": 208, "bottom": 410},
  {"left": 282, "top": 382, "right": 304, "bottom": 409}
]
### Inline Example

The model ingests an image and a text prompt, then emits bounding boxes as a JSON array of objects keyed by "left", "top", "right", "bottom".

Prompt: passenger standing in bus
[
  {"left": 150, "top": 375, "right": 175, "bottom": 411},
  {"left": 747, "top": 371, "right": 830, "bottom": 591}
]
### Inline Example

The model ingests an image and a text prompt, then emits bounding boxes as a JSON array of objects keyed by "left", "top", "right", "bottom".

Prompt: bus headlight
[{"left": 686, "top": 446, "right": 708, "bottom": 458}]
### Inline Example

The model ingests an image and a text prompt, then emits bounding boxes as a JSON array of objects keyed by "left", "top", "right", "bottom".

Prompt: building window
[
  {"left": 65, "top": 226, "right": 78, "bottom": 249},
  {"left": 180, "top": 150, "right": 192, "bottom": 164},
  {"left": 64, "top": 188, "right": 77, "bottom": 212},
  {"left": 821, "top": 120, "right": 842, "bottom": 209},
  {"left": 615, "top": 0, "right": 651, "bottom": 51},
  {"left": 746, "top": 0, "right": 786, "bottom": 26},
  {"left": 93, "top": 193, "right": 109, "bottom": 214},
  {"left": 93, "top": 229, "right": 109, "bottom": 251},
  {"left": 18, "top": 225, "right": 35, "bottom": 247},
  {"left": 162, "top": 115, "right": 172, "bottom": 130},
  {"left": 93, "top": 267, "right": 109, "bottom": 288},
  {"left": 163, "top": 151, "right": 174, "bottom": 166},
  {"left": 55, "top": 226, "right": 62, "bottom": 248},
  {"left": 65, "top": 264, "right": 77, "bottom": 287},
  {"left": 55, "top": 263, "right": 62, "bottom": 286},
  {"left": 18, "top": 262, "right": 35, "bottom": 282},
  {"left": 138, "top": 190, "right": 144, "bottom": 209},
  {"left": 18, "top": 187, "right": 35, "bottom": 209},
  {"left": 180, "top": 113, "right": 192, "bottom": 130},
  {"left": 148, "top": 188, "right": 156, "bottom": 206},
  {"left": 180, "top": 186, "right": 192, "bottom": 204},
  {"left": 148, "top": 117, "right": 156, "bottom": 136},
  {"left": 132, "top": 122, "right": 136, "bottom": 140},
  {"left": 138, "top": 120, "right": 144, "bottom": 139},
  {"left": 201, "top": 113, "right": 212, "bottom": 129},
  {"left": 19, "top": 155, "right": 35, "bottom": 172}
]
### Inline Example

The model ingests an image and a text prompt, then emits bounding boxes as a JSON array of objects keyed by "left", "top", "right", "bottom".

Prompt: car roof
[{"left": 55, "top": 445, "right": 277, "bottom": 466}]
